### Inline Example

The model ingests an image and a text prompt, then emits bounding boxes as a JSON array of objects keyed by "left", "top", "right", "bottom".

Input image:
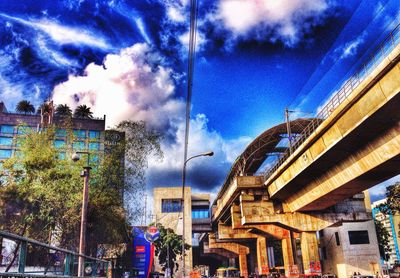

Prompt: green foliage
[
  {"left": 115, "top": 121, "right": 163, "bottom": 224},
  {"left": 374, "top": 219, "right": 392, "bottom": 260},
  {"left": 74, "top": 104, "right": 93, "bottom": 118},
  {"left": 55, "top": 104, "right": 72, "bottom": 117},
  {"left": 152, "top": 224, "right": 190, "bottom": 276},
  {"left": 378, "top": 182, "right": 400, "bottom": 215},
  {"left": 0, "top": 127, "right": 83, "bottom": 245},
  {"left": 16, "top": 100, "right": 35, "bottom": 114}
]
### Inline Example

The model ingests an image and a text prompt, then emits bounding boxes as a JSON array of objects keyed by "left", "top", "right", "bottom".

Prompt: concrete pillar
[
  {"left": 257, "top": 237, "right": 269, "bottom": 275},
  {"left": 282, "top": 237, "right": 295, "bottom": 277},
  {"left": 300, "top": 232, "right": 320, "bottom": 274},
  {"left": 239, "top": 247, "right": 249, "bottom": 278}
]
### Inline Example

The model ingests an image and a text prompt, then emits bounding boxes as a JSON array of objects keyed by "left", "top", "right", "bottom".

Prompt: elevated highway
[{"left": 203, "top": 24, "right": 400, "bottom": 278}]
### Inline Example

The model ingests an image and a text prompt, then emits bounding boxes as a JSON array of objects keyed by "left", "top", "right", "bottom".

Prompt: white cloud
[
  {"left": 52, "top": 43, "right": 250, "bottom": 193},
  {"left": 210, "top": 0, "right": 331, "bottom": 46},
  {"left": 335, "top": 35, "right": 365, "bottom": 60},
  {"left": 0, "top": 13, "right": 111, "bottom": 50}
]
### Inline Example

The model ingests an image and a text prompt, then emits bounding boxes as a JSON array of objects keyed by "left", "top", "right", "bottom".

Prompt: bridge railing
[
  {"left": 264, "top": 22, "right": 400, "bottom": 180},
  {"left": 0, "top": 230, "right": 109, "bottom": 277}
]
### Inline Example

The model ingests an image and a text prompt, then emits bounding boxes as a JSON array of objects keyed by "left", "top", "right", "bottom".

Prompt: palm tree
[
  {"left": 74, "top": 104, "right": 93, "bottom": 119},
  {"left": 16, "top": 100, "right": 35, "bottom": 114},
  {"left": 55, "top": 104, "right": 72, "bottom": 117}
]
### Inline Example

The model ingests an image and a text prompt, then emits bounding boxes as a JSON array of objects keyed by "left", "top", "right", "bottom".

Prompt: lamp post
[
  {"left": 72, "top": 151, "right": 92, "bottom": 277},
  {"left": 181, "top": 151, "right": 214, "bottom": 278}
]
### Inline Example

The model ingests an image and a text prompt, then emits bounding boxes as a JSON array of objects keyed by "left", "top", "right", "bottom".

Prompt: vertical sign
[{"left": 132, "top": 227, "right": 155, "bottom": 278}]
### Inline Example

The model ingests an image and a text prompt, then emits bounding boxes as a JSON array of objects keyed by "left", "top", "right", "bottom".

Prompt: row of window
[
  {"left": 0, "top": 137, "right": 101, "bottom": 151},
  {"left": 0, "top": 149, "right": 100, "bottom": 162},
  {"left": 0, "top": 125, "right": 101, "bottom": 139},
  {"left": 161, "top": 199, "right": 210, "bottom": 219},
  {"left": 192, "top": 208, "right": 209, "bottom": 219}
]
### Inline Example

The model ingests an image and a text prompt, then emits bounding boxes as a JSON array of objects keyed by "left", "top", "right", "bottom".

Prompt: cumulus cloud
[
  {"left": 210, "top": 0, "right": 331, "bottom": 46},
  {"left": 52, "top": 43, "right": 250, "bottom": 193},
  {"left": 333, "top": 34, "right": 366, "bottom": 60}
]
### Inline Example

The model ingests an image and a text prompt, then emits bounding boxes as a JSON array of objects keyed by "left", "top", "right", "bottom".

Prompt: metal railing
[
  {"left": 0, "top": 230, "right": 109, "bottom": 278},
  {"left": 264, "top": 22, "right": 400, "bottom": 180}
]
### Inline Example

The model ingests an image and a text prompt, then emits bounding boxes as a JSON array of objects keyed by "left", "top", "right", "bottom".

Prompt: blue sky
[{"left": 0, "top": 0, "right": 399, "bottom": 203}]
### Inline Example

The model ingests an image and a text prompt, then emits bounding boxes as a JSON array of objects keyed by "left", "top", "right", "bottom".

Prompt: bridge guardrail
[
  {"left": 0, "top": 230, "right": 110, "bottom": 278},
  {"left": 264, "top": 22, "right": 400, "bottom": 180}
]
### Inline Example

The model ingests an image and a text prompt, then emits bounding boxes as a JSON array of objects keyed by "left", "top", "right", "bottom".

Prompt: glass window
[
  {"left": 348, "top": 230, "right": 369, "bottom": 245},
  {"left": 56, "top": 129, "right": 67, "bottom": 137},
  {"left": 17, "top": 126, "right": 33, "bottom": 134},
  {"left": 161, "top": 199, "right": 182, "bottom": 213},
  {"left": 90, "top": 154, "right": 99, "bottom": 163},
  {"left": 0, "top": 137, "right": 13, "bottom": 146},
  {"left": 1, "top": 125, "right": 14, "bottom": 134},
  {"left": 73, "top": 141, "right": 85, "bottom": 150},
  {"left": 58, "top": 152, "right": 66, "bottom": 160},
  {"left": 192, "top": 208, "right": 209, "bottom": 219},
  {"left": 89, "top": 130, "right": 100, "bottom": 139},
  {"left": 73, "top": 129, "right": 86, "bottom": 139},
  {"left": 89, "top": 142, "right": 100, "bottom": 150},
  {"left": 0, "top": 149, "right": 12, "bottom": 159},
  {"left": 335, "top": 232, "right": 340, "bottom": 246},
  {"left": 54, "top": 140, "right": 66, "bottom": 148}
]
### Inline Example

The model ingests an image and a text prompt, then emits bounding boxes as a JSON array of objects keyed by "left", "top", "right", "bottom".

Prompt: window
[
  {"left": 90, "top": 154, "right": 99, "bottom": 163},
  {"left": 162, "top": 199, "right": 182, "bottom": 213},
  {"left": 192, "top": 208, "right": 209, "bottom": 219},
  {"left": 335, "top": 232, "right": 340, "bottom": 246},
  {"left": 0, "top": 149, "right": 12, "bottom": 159},
  {"left": 1, "top": 125, "right": 14, "bottom": 134},
  {"left": 89, "top": 142, "right": 100, "bottom": 150},
  {"left": 58, "top": 152, "right": 66, "bottom": 160},
  {"left": 17, "top": 126, "right": 33, "bottom": 134},
  {"left": 73, "top": 129, "right": 86, "bottom": 139},
  {"left": 0, "top": 137, "right": 13, "bottom": 146},
  {"left": 89, "top": 130, "right": 100, "bottom": 139},
  {"left": 54, "top": 140, "right": 65, "bottom": 148},
  {"left": 348, "top": 230, "right": 370, "bottom": 245},
  {"left": 73, "top": 141, "right": 85, "bottom": 150},
  {"left": 56, "top": 129, "right": 67, "bottom": 137}
]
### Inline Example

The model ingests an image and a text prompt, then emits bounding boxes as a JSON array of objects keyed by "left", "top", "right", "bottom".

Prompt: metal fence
[
  {"left": 0, "top": 230, "right": 109, "bottom": 278},
  {"left": 264, "top": 22, "right": 400, "bottom": 180}
]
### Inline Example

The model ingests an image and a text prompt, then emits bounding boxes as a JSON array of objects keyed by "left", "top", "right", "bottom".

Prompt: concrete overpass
[{"left": 203, "top": 24, "right": 400, "bottom": 278}]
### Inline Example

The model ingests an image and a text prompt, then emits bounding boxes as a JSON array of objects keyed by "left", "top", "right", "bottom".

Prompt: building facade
[
  {"left": 372, "top": 199, "right": 400, "bottom": 266},
  {"left": 319, "top": 193, "right": 381, "bottom": 278},
  {"left": 0, "top": 101, "right": 107, "bottom": 163},
  {"left": 153, "top": 187, "right": 211, "bottom": 276}
]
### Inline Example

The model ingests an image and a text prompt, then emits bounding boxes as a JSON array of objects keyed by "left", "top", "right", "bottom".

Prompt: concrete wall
[{"left": 320, "top": 221, "right": 381, "bottom": 278}]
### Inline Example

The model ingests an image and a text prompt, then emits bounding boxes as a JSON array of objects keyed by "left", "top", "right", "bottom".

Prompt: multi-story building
[
  {"left": 0, "top": 101, "right": 111, "bottom": 163},
  {"left": 372, "top": 198, "right": 400, "bottom": 266},
  {"left": 153, "top": 187, "right": 211, "bottom": 277},
  {"left": 319, "top": 192, "right": 381, "bottom": 278}
]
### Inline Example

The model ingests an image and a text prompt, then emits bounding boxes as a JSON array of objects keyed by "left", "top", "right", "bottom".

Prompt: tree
[
  {"left": 16, "top": 100, "right": 35, "bottom": 114},
  {"left": 115, "top": 120, "right": 163, "bottom": 224},
  {"left": 152, "top": 224, "right": 190, "bottom": 276},
  {"left": 74, "top": 104, "right": 93, "bottom": 118},
  {"left": 379, "top": 182, "right": 400, "bottom": 215},
  {"left": 55, "top": 104, "right": 72, "bottom": 117},
  {"left": 374, "top": 219, "right": 392, "bottom": 261}
]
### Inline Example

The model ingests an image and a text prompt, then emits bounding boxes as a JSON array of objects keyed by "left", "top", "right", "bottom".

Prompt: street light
[
  {"left": 181, "top": 151, "right": 214, "bottom": 278},
  {"left": 72, "top": 151, "right": 92, "bottom": 277}
]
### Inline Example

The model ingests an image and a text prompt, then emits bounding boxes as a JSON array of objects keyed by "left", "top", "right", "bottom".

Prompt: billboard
[{"left": 132, "top": 227, "right": 155, "bottom": 278}]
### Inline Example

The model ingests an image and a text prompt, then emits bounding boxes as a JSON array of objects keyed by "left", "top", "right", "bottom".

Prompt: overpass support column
[
  {"left": 300, "top": 232, "right": 319, "bottom": 274},
  {"left": 257, "top": 237, "right": 268, "bottom": 275},
  {"left": 282, "top": 237, "right": 295, "bottom": 277},
  {"left": 239, "top": 246, "right": 249, "bottom": 278}
]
